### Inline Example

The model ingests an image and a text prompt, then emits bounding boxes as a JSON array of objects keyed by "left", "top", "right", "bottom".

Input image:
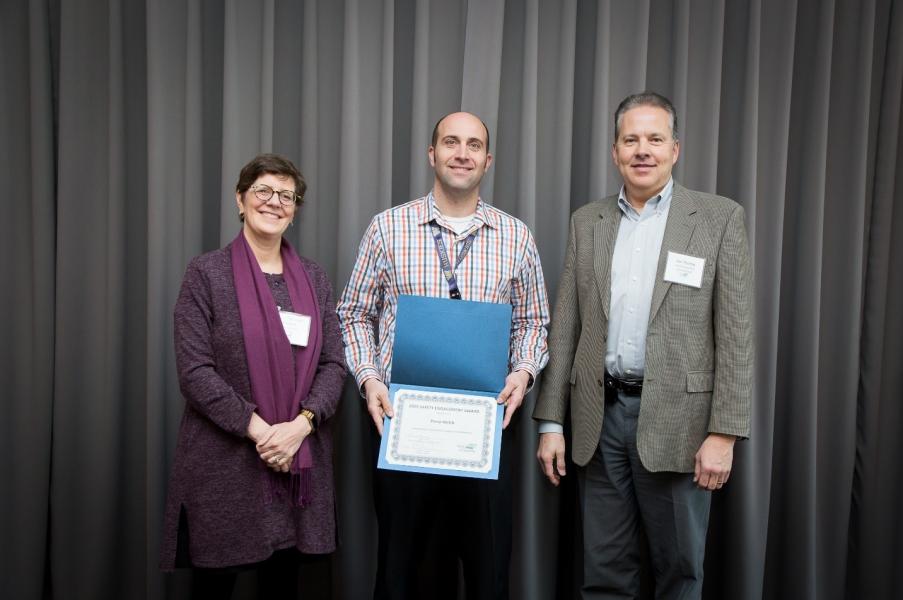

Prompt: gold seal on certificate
[{"left": 384, "top": 389, "right": 499, "bottom": 475}]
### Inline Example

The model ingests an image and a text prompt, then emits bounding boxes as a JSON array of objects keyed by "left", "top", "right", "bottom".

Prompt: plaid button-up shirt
[{"left": 337, "top": 194, "right": 550, "bottom": 389}]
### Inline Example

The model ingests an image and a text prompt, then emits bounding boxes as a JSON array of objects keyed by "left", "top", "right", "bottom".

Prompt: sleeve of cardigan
[
  {"left": 299, "top": 262, "right": 347, "bottom": 423},
  {"left": 173, "top": 257, "right": 256, "bottom": 437}
]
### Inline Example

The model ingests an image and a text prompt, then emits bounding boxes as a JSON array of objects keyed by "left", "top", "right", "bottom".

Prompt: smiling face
[
  {"left": 236, "top": 172, "right": 297, "bottom": 241},
  {"left": 611, "top": 105, "right": 680, "bottom": 205},
  {"left": 428, "top": 112, "right": 493, "bottom": 199}
]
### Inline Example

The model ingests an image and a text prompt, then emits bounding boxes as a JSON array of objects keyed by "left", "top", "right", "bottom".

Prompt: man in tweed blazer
[{"left": 533, "top": 92, "right": 753, "bottom": 599}]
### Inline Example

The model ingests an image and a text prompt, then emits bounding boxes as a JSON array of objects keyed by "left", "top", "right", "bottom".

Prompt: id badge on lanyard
[{"left": 429, "top": 220, "right": 476, "bottom": 300}]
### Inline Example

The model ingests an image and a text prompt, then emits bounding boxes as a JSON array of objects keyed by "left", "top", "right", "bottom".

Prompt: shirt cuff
[
  {"left": 537, "top": 420, "right": 564, "bottom": 434},
  {"left": 354, "top": 365, "right": 382, "bottom": 397}
]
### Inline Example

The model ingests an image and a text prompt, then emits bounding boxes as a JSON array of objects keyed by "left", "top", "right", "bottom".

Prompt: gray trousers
[{"left": 577, "top": 391, "right": 711, "bottom": 600}]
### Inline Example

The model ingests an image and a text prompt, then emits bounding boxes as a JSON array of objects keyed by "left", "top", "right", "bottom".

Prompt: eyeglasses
[{"left": 250, "top": 184, "right": 300, "bottom": 206}]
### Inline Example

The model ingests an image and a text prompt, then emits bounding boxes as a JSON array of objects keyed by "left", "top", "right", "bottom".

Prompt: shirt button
[{"left": 632, "top": 276, "right": 638, "bottom": 282}]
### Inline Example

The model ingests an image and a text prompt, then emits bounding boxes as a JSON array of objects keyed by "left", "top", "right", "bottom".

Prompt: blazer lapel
[
  {"left": 593, "top": 198, "right": 621, "bottom": 320},
  {"left": 648, "top": 184, "right": 698, "bottom": 324}
]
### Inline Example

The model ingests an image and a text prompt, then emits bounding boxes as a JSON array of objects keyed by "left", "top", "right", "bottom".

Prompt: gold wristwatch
[{"left": 299, "top": 408, "right": 317, "bottom": 432}]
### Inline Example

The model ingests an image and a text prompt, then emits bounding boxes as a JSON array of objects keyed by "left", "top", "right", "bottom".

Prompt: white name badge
[
  {"left": 279, "top": 310, "right": 311, "bottom": 346},
  {"left": 663, "top": 251, "right": 705, "bottom": 288}
]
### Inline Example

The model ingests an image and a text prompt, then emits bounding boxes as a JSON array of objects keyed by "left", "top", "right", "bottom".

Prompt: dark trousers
[
  {"left": 372, "top": 429, "right": 513, "bottom": 600},
  {"left": 190, "top": 548, "right": 300, "bottom": 600},
  {"left": 578, "top": 391, "right": 711, "bottom": 600}
]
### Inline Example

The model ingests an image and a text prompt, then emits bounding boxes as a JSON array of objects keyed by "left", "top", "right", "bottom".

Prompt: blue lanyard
[{"left": 429, "top": 219, "right": 476, "bottom": 300}]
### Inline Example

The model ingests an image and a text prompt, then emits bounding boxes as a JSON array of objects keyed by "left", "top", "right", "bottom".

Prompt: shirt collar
[
  {"left": 617, "top": 178, "right": 674, "bottom": 221},
  {"left": 418, "top": 191, "right": 499, "bottom": 230}
]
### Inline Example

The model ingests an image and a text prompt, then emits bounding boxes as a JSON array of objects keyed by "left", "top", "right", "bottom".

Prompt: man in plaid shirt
[{"left": 338, "top": 111, "right": 550, "bottom": 599}]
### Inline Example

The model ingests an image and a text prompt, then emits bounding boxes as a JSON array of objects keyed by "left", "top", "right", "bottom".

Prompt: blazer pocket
[{"left": 686, "top": 370, "right": 715, "bottom": 393}]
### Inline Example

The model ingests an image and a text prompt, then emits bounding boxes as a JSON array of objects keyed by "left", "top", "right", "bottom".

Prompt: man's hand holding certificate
[
  {"left": 364, "top": 378, "right": 393, "bottom": 435},
  {"left": 497, "top": 369, "right": 531, "bottom": 429}
]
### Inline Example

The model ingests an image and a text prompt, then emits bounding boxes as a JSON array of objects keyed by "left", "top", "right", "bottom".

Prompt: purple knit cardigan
[{"left": 159, "top": 246, "right": 346, "bottom": 570}]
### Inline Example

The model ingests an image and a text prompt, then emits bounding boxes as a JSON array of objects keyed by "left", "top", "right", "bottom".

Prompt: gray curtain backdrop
[{"left": 1, "top": 0, "right": 901, "bottom": 599}]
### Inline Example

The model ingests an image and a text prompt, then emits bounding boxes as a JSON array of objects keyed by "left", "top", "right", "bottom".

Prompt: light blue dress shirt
[
  {"left": 605, "top": 178, "right": 672, "bottom": 378},
  {"left": 538, "top": 179, "right": 673, "bottom": 434}
]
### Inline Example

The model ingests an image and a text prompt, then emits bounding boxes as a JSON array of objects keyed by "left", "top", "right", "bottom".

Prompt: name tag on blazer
[
  {"left": 279, "top": 310, "right": 311, "bottom": 346},
  {"left": 663, "top": 251, "right": 705, "bottom": 288}
]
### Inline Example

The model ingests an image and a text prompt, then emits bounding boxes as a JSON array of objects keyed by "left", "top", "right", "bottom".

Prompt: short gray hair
[{"left": 614, "top": 91, "right": 678, "bottom": 141}]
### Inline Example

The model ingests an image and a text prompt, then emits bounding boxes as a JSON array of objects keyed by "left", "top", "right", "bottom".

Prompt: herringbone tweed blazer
[{"left": 533, "top": 184, "right": 753, "bottom": 472}]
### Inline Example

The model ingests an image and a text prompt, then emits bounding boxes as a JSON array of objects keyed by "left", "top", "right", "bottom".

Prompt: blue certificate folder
[{"left": 377, "top": 295, "right": 512, "bottom": 479}]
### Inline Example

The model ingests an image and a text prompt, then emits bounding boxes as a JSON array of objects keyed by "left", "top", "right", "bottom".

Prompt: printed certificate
[
  {"left": 377, "top": 296, "right": 511, "bottom": 480},
  {"left": 378, "top": 384, "right": 504, "bottom": 479}
]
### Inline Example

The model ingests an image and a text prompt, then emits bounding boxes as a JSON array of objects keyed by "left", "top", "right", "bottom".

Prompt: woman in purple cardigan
[{"left": 160, "top": 154, "right": 346, "bottom": 598}]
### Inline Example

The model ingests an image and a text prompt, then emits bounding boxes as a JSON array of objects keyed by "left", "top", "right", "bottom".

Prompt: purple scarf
[{"left": 230, "top": 230, "right": 323, "bottom": 506}]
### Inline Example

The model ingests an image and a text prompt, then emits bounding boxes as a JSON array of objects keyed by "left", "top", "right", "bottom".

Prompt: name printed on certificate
[{"left": 385, "top": 389, "right": 498, "bottom": 474}]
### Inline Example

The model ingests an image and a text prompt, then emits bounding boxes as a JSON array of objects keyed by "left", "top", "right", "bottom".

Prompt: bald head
[{"left": 431, "top": 112, "right": 491, "bottom": 152}]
